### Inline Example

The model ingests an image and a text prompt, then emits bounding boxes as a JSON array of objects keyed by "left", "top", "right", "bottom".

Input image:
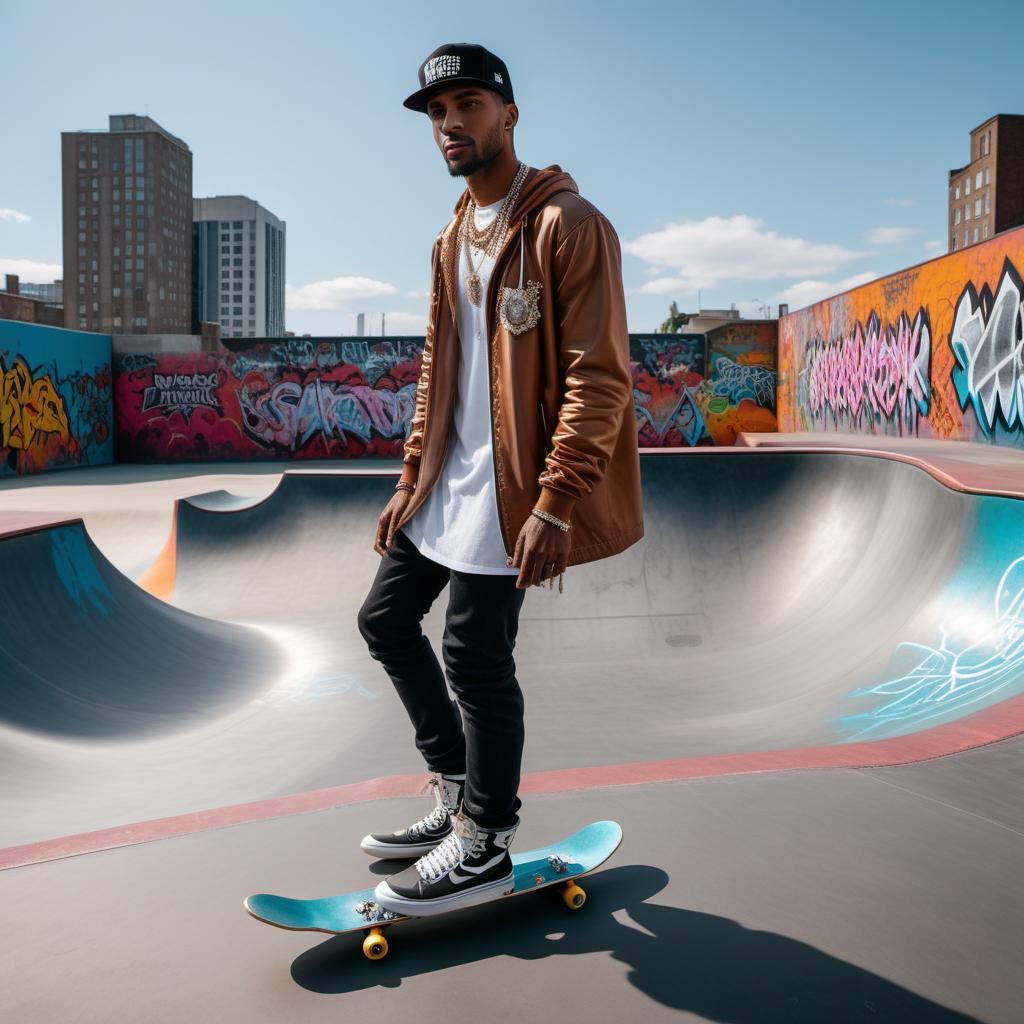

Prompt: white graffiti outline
[
  {"left": 839, "top": 554, "right": 1024, "bottom": 740},
  {"left": 950, "top": 258, "right": 1024, "bottom": 436},
  {"left": 710, "top": 356, "right": 776, "bottom": 407}
]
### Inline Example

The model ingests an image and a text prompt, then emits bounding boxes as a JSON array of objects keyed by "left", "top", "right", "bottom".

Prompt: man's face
[{"left": 426, "top": 87, "right": 510, "bottom": 177}]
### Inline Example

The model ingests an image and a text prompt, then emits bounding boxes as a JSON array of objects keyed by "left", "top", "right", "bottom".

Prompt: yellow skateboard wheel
[
  {"left": 561, "top": 882, "right": 586, "bottom": 910},
  {"left": 363, "top": 927, "right": 389, "bottom": 960}
]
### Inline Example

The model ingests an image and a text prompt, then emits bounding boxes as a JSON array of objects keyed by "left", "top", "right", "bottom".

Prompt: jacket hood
[{"left": 451, "top": 164, "right": 578, "bottom": 222}]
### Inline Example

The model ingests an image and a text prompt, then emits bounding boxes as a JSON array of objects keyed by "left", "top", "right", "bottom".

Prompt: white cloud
[
  {"left": 404, "top": 288, "right": 430, "bottom": 299},
  {"left": 635, "top": 276, "right": 690, "bottom": 295},
  {"left": 924, "top": 239, "right": 945, "bottom": 253},
  {"left": 883, "top": 197, "right": 916, "bottom": 208},
  {"left": 380, "top": 311, "right": 428, "bottom": 332},
  {"left": 863, "top": 226, "right": 919, "bottom": 245},
  {"left": 733, "top": 299, "right": 773, "bottom": 318},
  {"left": 0, "top": 208, "right": 31, "bottom": 224},
  {"left": 623, "top": 214, "right": 869, "bottom": 291},
  {"left": 0, "top": 257, "right": 62, "bottom": 282},
  {"left": 285, "top": 275, "right": 396, "bottom": 311},
  {"left": 776, "top": 272, "right": 879, "bottom": 311}
]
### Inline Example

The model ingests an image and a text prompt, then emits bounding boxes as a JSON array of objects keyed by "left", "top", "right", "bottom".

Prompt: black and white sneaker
[
  {"left": 359, "top": 773, "right": 465, "bottom": 860},
  {"left": 372, "top": 810, "right": 518, "bottom": 916}
]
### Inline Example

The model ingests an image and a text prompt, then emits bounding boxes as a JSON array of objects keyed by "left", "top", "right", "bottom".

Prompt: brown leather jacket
[{"left": 396, "top": 164, "right": 644, "bottom": 568}]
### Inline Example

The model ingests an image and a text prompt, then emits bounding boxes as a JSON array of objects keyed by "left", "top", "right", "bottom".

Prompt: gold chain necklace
[
  {"left": 462, "top": 218, "right": 489, "bottom": 307},
  {"left": 465, "top": 160, "right": 528, "bottom": 249},
  {"left": 462, "top": 161, "right": 529, "bottom": 307},
  {"left": 465, "top": 204, "right": 504, "bottom": 249}
]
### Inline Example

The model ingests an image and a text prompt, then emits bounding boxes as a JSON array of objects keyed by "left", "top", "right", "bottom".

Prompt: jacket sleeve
[
  {"left": 534, "top": 212, "right": 633, "bottom": 523},
  {"left": 402, "top": 232, "right": 444, "bottom": 475}
]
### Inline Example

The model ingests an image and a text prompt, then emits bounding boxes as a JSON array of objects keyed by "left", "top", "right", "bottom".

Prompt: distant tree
[{"left": 656, "top": 300, "right": 691, "bottom": 334}]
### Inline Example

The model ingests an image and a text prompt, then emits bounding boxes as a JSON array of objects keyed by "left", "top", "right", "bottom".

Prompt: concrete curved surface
[
  {"left": 4, "top": 449, "right": 1024, "bottom": 856},
  {"left": 2, "top": 448, "right": 1024, "bottom": 1022},
  {"left": 0, "top": 516, "right": 284, "bottom": 737},
  {"left": 160, "top": 451, "right": 1024, "bottom": 751}
]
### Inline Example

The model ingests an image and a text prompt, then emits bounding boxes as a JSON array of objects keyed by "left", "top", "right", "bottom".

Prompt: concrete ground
[{"left": 2, "top": 742, "right": 1021, "bottom": 1023}]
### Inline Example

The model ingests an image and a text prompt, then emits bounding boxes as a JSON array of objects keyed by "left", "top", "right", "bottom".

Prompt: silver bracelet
[{"left": 531, "top": 507, "right": 570, "bottom": 532}]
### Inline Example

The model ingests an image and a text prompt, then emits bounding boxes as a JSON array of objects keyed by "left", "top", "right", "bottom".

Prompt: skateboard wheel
[
  {"left": 362, "top": 928, "right": 389, "bottom": 960},
  {"left": 561, "top": 882, "right": 586, "bottom": 910}
]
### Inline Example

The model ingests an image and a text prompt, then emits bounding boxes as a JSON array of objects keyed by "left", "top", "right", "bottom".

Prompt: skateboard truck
[{"left": 355, "top": 899, "right": 402, "bottom": 923}]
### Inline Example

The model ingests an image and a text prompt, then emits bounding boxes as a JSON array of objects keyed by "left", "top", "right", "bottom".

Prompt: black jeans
[{"left": 356, "top": 528, "right": 528, "bottom": 829}]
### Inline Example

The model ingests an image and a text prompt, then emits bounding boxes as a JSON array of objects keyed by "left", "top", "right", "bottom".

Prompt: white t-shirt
[{"left": 401, "top": 193, "right": 522, "bottom": 575}]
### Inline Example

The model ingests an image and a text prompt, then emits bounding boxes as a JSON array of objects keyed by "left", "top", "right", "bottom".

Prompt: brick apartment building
[
  {"left": 61, "top": 114, "right": 193, "bottom": 334},
  {"left": 948, "top": 113, "right": 1024, "bottom": 252},
  {"left": 0, "top": 274, "right": 63, "bottom": 327}
]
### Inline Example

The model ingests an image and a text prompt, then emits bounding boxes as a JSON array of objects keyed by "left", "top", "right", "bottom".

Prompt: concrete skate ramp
[
  {"left": 0, "top": 515, "right": 284, "bottom": 738},
  {"left": 160, "top": 451, "right": 1024, "bottom": 757},
  {"left": 7, "top": 448, "right": 1024, "bottom": 853}
]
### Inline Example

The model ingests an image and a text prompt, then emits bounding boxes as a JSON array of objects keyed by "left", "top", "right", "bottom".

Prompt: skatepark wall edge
[{"left": 777, "top": 223, "right": 1024, "bottom": 449}]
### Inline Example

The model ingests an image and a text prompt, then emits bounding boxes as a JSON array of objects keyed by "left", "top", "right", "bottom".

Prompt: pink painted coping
[
  {"left": 729, "top": 434, "right": 1024, "bottom": 500},
  {"left": 0, "top": 512, "right": 83, "bottom": 541},
  {"left": 4, "top": 691, "right": 1024, "bottom": 871}
]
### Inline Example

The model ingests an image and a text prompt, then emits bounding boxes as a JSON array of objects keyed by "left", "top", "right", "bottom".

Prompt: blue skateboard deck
[{"left": 243, "top": 819, "right": 622, "bottom": 960}]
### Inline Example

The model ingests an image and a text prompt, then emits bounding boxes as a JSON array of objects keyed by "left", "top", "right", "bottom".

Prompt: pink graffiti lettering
[{"left": 805, "top": 310, "right": 931, "bottom": 431}]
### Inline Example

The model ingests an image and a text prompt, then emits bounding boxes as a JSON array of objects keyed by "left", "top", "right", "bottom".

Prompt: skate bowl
[
  {"left": 3, "top": 447, "right": 1024, "bottom": 859},
  {"left": 151, "top": 450, "right": 1024, "bottom": 744}
]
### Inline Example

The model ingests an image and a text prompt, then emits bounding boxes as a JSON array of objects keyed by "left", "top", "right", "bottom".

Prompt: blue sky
[{"left": 2, "top": 0, "right": 1021, "bottom": 336}]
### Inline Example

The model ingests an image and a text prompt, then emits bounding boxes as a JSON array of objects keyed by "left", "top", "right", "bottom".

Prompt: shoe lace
[
  {"left": 415, "top": 812, "right": 491, "bottom": 881},
  {"left": 416, "top": 829, "right": 464, "bottom": 882},
  {"left": 407, "top": 777, "right": 451, "bottom": 839}
]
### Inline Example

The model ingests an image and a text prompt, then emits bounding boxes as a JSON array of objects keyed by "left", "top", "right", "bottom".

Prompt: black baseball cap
[{"left": 403, "top": 43, "right": 514, "bottom": 113}]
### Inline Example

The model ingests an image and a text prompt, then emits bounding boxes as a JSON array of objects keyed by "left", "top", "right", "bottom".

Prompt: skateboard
[{"left": 243, "top": 819, "right": 622, "bottom": 960}]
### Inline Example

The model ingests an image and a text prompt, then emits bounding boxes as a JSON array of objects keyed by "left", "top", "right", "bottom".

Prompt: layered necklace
[{"left": 461, "top": 160, "right": 529, "bottom": 307}]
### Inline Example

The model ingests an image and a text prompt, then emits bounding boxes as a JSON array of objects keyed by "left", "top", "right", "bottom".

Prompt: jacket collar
[
  {"left": 451, "top": 163, "right": 578, "bottom": 220},
  {"left": 439, "top": 164, "right": 578, "bottom": 321}
]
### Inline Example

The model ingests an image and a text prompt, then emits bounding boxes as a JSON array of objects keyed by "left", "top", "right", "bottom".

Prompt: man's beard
[{"left": 446, "top": 121, "right": 503, "bottom": 177}]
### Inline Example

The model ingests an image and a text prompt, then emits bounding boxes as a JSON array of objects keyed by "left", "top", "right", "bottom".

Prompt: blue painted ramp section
[
  {"left": 0, "top": 521, "right": 283, "bottom": 738},
  {"left": 838, "top": 494, "right": 1024, "bottom": 740}
]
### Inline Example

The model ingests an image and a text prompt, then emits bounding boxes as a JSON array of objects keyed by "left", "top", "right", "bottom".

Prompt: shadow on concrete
[{"left": 286, "top": 866, "right": 981, "bottom": 1022}]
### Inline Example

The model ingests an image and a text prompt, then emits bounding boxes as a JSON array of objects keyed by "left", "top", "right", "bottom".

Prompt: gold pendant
[
  {"left": 499, "top": 280, "right": 542, "bottom": 334},
  {"left": 467, "top": 271, "right": 482, "bottom": 306}
]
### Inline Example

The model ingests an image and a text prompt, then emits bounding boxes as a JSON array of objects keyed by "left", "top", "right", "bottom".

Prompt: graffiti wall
[
  {"left": 631, "top": 334, "right": 707, "bottom": 446},
  {"left": 0, "top": 320, "right": 113, "bottom": 476},
  {"left": 116, "top": 330, "right": 780, "bottom": 462},
  {"left": 778, "top": 224, "right": 1024, "bottom": 447},
  {"left": 114, "top": 337, "right": 424, "bottom": 461},
  {"left": 630, "top": 324, "right": 777, "bottom": 447}
]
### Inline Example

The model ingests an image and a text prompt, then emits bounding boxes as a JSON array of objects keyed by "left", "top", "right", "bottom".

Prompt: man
[{"left": 356, "top": 42, "right": 643, "bottom": 916}]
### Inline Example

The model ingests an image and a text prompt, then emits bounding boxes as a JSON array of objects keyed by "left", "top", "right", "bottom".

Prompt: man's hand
[
  {"left": 508, "top": 512, "right": 571, "bottom": 588},
  {"left": 374, "top": 490, "right": 412, "bottom": 555}
]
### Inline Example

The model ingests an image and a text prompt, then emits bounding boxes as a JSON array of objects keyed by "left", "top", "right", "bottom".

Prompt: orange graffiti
[
  {"left": 697, "top": 395, "right": 777, "bottom": 446},
  {"left": 1, "top": 357, "right": 71, "bottom": 452},
  {"left": 778, "top": 224, "right": 1024, "bottom": 441}
]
